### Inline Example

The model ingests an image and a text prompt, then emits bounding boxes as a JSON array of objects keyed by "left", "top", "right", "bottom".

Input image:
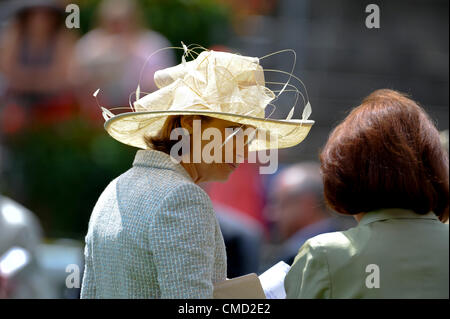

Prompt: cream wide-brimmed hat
[{"left": 102, "top": 49, "right": 314, "bottom": 152}]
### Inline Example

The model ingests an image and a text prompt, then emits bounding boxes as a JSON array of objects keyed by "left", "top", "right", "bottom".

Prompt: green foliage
[{"left": 2, "top": 118, "right": 135, "bottom": 239}]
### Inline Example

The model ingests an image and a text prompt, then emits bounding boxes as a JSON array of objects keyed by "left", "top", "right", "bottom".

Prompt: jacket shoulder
[
  {"left": 305, "top": 227, "right": 360, "bottom": 250},
  {"left": 116, "top": 165, "right": 214, "bottom": 217}
]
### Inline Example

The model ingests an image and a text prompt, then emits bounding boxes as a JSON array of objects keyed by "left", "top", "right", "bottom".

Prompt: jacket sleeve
[
  {"left": 80, "top": 241, "right": 97, "bottom": 299},
  {"left": 149, "top": 183, "right": 217, "bottom": 298},
  {"left": 284, "top": 239, "right": 331, "bottom": 298}
]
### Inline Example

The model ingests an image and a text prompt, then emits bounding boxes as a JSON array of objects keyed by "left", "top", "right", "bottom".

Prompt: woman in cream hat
[{"left": 80, "top": 47, "right": 313, "bottom": 298}]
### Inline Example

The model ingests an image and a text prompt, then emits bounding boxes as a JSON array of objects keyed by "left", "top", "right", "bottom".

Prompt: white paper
[{"left": 258, "top": 261, "right": 291, "bottom": 299}]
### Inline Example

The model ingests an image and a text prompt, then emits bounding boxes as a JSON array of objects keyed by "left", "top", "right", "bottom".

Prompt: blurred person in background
[
  {"left": 0, "top": 158, "right": 56, "bottom": 298},
  {"left": 264, "top": 162, "right": 352, "bottom": 267},
  {"left": 0, "top": 0, "right": 77, "bottom": 135},
  {"left": 72, "top": 0, "right": 174, "bottom": 122},
  {"left": 285, "top": 89, "right": 449, "bottom": 298}
]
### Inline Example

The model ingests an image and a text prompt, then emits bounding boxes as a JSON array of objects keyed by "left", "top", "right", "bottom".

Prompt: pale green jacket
[
  {"left": 285, "top": 209, "right": 449, "bottom": 298},
  {"left": 80, "top": 150, "right": 227, "bottom": 298}
]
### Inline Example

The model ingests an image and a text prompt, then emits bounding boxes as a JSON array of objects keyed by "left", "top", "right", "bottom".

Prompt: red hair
[{"left": 320, "top": 89, "right": 449, "bottom": 222}]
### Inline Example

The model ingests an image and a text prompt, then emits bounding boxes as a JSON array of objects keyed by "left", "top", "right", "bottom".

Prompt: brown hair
[
  {"left": 144, "top": 115, "right": 210, "bottom": 155},
  {"left": 319, "top": 89, "right": 449, "bottom": 222},
  {"left": 144, "top": 116, "right": 183, "bottom": 154}
]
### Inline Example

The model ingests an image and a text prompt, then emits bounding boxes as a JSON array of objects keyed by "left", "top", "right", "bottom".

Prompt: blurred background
[{"left": 0, "top": 0, "right": 448, "bottom": 298}]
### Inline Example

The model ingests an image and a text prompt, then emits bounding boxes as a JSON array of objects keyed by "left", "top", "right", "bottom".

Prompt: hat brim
[{"left": 104, "top": 110, "right": 314, "bottom": 152}]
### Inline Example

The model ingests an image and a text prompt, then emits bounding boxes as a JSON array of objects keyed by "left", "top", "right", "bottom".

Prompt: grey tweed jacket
[{"left": 80, "top": 150, "right": 227, "bottom": 298}]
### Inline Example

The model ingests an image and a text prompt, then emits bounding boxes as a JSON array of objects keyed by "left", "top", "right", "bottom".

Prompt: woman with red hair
[{"left": 285, "top": 89, "right": 449, "bottom": 298}]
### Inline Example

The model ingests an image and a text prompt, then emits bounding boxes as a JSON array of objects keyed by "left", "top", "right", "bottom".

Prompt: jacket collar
[
  {"left": 132, "top": 150, "right": 193, "bottom": 181},
  {"left": 359, "top": 208, "right": 439, "bottom": 226}
]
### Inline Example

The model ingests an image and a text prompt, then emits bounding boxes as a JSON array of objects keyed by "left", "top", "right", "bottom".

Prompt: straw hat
[{"left": 102, "top": 49, "right": 314, "bottom": 151}]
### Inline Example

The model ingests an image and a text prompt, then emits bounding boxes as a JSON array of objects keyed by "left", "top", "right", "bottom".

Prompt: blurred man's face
[
  {"left": 272, "top": 190, "right": 316, "bottom": 240},
  {"left": 273, "top": 191, "right": 301, "bottom": 239}
]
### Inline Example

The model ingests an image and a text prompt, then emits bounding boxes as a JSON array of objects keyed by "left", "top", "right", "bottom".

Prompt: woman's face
[{"left": 182, "top": 117, "right": 255, "bottom": 182}]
